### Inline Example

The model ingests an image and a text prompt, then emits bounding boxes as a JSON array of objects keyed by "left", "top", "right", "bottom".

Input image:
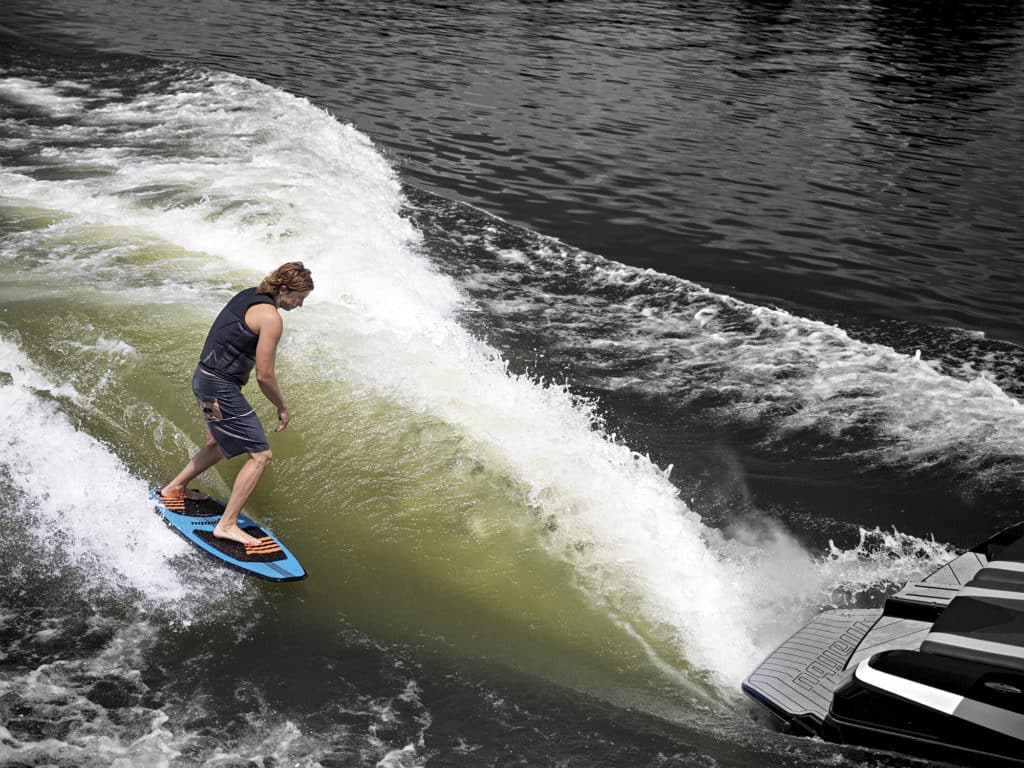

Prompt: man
[{"left": 159, "top": 261, "right": 313, "bottom": 552}]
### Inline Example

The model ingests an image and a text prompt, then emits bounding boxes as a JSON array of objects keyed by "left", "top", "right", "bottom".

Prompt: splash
[
  {"left": 0, "top": 76, "right": 86, "bottom": 116},
  {"left": 820, "top": 525, "right": 958, "bottom": 602},
  {"left": 705, "top": 518, "right": 958, "bottom": 680},
  {"left": 0, "top": 334, "right": 214, "bottom": 606}
]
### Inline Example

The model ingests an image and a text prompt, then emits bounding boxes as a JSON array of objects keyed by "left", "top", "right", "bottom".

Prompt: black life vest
[{"left": 198, "top": 288, "right": 277, "bottom": 385}]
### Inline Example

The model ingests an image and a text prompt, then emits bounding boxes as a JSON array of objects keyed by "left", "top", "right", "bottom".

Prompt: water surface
[{"left": 0, "top": 2, "right": 1022, "bottom": 767}]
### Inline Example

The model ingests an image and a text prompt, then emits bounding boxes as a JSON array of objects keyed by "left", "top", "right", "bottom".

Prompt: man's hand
[{"left": 276, "top": 407, "right": 290, "bottom": 432}]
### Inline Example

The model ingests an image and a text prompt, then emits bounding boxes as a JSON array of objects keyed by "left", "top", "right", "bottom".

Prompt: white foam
[
  {"left": 0, "top": 335, "right": 203, "bottom": 605},
  {"left": 66, "top": 334, "right": 138, "bottom": 360},
  {"left": 470, "top": 231, "right": 1024, "bottom": 475},
  {"left": 746, "top": 306, "right": 1024, "bottom": 472},
  {"left": 0, "top": 620, "right": 181, "bottom": 768},
  {"left": 375, "top": 744, "right": 425, "bottom": 768},
  {"left": 0, "top": 76, "right": 85, "bottom": 116}
]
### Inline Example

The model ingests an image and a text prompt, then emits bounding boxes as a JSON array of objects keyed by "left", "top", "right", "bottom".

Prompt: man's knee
[{"left": 250, "top": 449, "right": 273, "bottom": 468}]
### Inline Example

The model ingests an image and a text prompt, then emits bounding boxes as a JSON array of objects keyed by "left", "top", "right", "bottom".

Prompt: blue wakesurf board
[{"left": 150, "top": 489, "right": 306, "bottom": 582}]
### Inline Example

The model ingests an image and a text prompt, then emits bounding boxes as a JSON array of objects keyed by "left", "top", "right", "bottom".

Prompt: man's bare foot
[{"left": 213, "top": 523, "right": 259, "bottom": 546}]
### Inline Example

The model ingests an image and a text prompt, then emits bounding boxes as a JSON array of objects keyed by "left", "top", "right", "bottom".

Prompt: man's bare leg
[
  {"left": 213, "top": 449, "right": 273, "bottom": 546},
  {"left": 162, "top": 427, "right": 223, "bottom": 499}
]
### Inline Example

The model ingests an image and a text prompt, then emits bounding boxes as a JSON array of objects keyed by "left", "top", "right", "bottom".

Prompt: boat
[{"left": 742, "top": 521, "right": 1024, "bottom": 766}]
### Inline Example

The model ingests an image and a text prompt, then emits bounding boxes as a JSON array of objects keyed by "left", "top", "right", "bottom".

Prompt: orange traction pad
[
  {"left": 245, "top": 537, "right": 283, "bottom": 555},
  {"left": 158, "top": 491, "right": 187, "bottom": 511}
]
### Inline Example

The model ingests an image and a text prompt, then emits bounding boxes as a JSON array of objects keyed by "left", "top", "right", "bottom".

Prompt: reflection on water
[{"left": 2, "top": 0, "right": 1021, "bottom": 344}]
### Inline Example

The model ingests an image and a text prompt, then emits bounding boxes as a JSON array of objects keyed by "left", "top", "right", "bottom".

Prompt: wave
[
  {"left": 0, "top": 64, "right": 990, "bottom": 695},
  {"left": 415, "top": 201, "right": 1024, "bottom": 483}
]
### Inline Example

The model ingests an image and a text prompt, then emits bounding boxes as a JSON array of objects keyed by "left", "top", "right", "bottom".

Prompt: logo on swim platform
[{"left": 794, "top": 622, "right": 874, "bottom": 692}]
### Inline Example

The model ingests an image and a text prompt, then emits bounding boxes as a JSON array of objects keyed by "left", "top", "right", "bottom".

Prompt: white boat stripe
[
  {"left": 960, "top": 586, "right": 1024, "bottom": 600},
  {"left": 925, "top": 632, "right": 1024, "bottom": 660},
  {"left": 857, "top": 657, "right": 1024, "bottom": 742},
  {"left": 855, "top": 658, "right": 962, "bottom": 714},
  {"left": 984, "top": 560, "right": 1024, "bottom": 573}
]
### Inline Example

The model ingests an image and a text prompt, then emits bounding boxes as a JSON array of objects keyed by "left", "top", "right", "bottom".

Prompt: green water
[{"left": 0, "top": 216, "right": 719, "bottom": 726}]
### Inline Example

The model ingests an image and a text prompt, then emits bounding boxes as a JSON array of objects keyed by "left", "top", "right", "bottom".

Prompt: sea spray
[{"left": 0, "top": 334, "right": 226, "bottom": 606}]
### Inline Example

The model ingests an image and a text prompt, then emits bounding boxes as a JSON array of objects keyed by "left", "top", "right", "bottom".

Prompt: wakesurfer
[{"left": 159, "top": 261, "right": 313, "bottom": 552}]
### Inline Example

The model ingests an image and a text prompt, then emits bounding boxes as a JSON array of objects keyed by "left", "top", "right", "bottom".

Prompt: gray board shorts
[{"left": 192, "top": 366, "right": 270, "bottom": 459}]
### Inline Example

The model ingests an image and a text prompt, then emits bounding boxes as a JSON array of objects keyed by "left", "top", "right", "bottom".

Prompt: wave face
[{"left": 1, "top": 38, "right": 1022, "bottom": 768}]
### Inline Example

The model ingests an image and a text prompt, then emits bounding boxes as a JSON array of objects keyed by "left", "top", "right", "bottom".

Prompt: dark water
[
  {"left": 1, "top": 1, "right": 1023, "bottom": 767},
  {"left": 7, "top": 0, "right": 1022, "bottom": 346}
]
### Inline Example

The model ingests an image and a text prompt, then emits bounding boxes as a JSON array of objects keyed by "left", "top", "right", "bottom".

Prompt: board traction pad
[{"left": 193, "top": 526, "right": 287, "bottom": 563}]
